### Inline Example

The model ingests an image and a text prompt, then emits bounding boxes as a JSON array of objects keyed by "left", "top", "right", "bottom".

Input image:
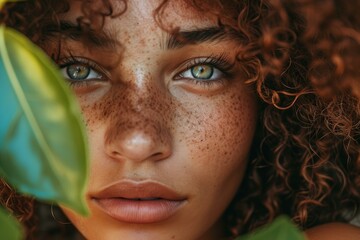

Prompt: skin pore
[{"left": 49, "top": 0, "right": 258, "bottom": 239}]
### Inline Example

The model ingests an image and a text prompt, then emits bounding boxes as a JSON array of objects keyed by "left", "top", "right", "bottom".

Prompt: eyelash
[
  {"left": 175, "top": 54, "right": 234, "bottom": 87},
  {"left": 58, "top": 54, "right": 234, "bottom": 89},
  {"left": 58, "top": 57, "right": 104, "bottom": 87}
]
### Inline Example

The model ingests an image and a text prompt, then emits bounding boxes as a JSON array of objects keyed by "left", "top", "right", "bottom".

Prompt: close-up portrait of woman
[{"left": 1, "top": 0, "right": 360, "bottom": 239}]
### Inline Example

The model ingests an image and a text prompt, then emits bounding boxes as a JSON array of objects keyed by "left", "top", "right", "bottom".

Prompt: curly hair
[{"left": 1, "top": 0, "right": 360, "bottom": 239}]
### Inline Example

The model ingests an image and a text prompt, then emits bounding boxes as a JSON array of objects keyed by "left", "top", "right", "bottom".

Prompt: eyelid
[
  {"left": 174, "top": 54, "right": 235, "bottom": 81},
  {"left": 58, "top": 56, "right": 110, "bottom": 80},
  {"left": 179, "top": 66, "right": 222, "bottom": 81}
]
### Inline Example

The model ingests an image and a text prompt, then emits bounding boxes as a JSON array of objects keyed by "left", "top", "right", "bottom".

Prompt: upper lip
[{"left": 91, "top": 180, "right": 186, "bottom": 201}]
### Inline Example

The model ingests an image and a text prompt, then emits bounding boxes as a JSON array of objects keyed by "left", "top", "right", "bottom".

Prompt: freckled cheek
[
  {"left": 73, "top": 94, "right": 107, "bottom": 135},
  {"left": 179, "top": 97, "right": 257, "bottom": 182},
  {"left": 73, "top": 95, "right": 118, "bottom": 183},
  {"left": 71, "top": 83, "right": 112, "bottom": 126}
]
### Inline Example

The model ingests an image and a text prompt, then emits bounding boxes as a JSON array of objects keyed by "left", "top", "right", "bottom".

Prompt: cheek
[
  {"left": 75, "top": 93, "right": 105, "bottom": 131},
  {"left": 177, "top": 91, "right": 257, "bottom": 189}
]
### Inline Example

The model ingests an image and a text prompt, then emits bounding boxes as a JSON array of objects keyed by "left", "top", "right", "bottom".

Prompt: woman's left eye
[
  {"left": 60, "top": 63, "right": 102, "bottom": 81},
  {"left": 179, "top": 64, "right": 223, "bottom": 81}
]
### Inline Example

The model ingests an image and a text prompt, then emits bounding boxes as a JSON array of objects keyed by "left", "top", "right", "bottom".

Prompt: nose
[
  {"left": 104, "top": 115, "right": 172, "bottom": 163},
  {"left": 106, "top": 129, "right": 171, "bottom": 162},
  {"left": 102, "top": 66, "right": 172, "bottom": 163}
]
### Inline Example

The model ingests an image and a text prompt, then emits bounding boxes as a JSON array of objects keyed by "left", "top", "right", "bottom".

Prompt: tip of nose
[
  {"left": 109, "top": 131, "right": 171, "bottom": 162},
  {"left": 124, "top": 133, "right": 154, "bottom": 153}
]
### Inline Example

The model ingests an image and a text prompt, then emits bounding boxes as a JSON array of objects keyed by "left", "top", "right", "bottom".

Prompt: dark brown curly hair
[{"left": 1, "top": 0, "right": 360, "bottom": 239}]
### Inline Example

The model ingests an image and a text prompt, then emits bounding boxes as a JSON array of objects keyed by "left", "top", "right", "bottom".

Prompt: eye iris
[
  {"left": 191, "top": 65, "right": 213, "bottom": 79},
  {"left": 67, "top": 64, "right": 90, "bottom": 80}
]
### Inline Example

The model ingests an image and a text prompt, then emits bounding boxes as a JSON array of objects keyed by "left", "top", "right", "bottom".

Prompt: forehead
[{"left": 62, "top": 0, "right": 218, "bottom": 32}]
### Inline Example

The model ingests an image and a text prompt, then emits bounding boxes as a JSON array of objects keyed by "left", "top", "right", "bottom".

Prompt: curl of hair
[
  {"left": 215, "top": 0, "right": 360, "bottom": 238},
  {"left": 0, "top": 179, "right": 35, "bottom": 238},
  {"left": 1, "top": 0, "right": 360, "bottom": 239}
]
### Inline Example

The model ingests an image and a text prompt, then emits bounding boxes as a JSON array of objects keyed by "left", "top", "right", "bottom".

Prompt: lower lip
[{"left": 94, "top": 198, "right": 185, "bottom": 224}]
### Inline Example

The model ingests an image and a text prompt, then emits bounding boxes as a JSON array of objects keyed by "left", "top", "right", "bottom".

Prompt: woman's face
[{"left": 54, "top": 0, "right": 258, "bottom": 239}]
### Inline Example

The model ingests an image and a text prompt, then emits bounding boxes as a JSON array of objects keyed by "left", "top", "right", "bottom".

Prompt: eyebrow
[
  {"left": 47, "top": 22, "right": 235, "bottom": 50},
  {"left": 165, "top": 27, "right": 234, "bottom": 49},
  {"left": 46, "top": 21, "right": 117, "bottom": 49}
]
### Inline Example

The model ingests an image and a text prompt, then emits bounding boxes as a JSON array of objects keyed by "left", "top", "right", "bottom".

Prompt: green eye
[
  {"left": 191, "top": 65, "right": 214, "bottom": 79},
  {"left": 66, "top": 64, "right": 90, "bottom": 80}
]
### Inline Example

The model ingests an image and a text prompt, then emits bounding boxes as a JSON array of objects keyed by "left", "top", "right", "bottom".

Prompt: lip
[{"left": 92, "top": 180, "right": 187, "bottom": 224}]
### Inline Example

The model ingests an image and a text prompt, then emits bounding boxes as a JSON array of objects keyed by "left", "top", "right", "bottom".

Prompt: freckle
[{"left": 139, "top": 38, "right": 145, "bottom": 46}]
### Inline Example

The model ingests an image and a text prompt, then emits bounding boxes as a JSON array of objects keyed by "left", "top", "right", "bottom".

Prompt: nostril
[
  {"left": 152, "top": 152, "right": 162, "bottom": 157},
  {"left": 110, "top": 151, "right": 122, "bottom": 158},
  {"left": 149, "top": 151, "right": 169, "bottom": 161}
]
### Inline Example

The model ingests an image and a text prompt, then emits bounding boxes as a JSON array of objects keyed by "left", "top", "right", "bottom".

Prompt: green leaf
[
  {"left": 237, "top": 216, "right": 306, "bottom": 240},
  {"left": 0, "top": 207, "right": 23, "bottom": 240},
  {"left": 0, "top": 26, "right": 89, "bottom": 215}
]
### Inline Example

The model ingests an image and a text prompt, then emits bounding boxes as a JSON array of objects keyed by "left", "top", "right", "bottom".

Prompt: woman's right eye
[{"left": 60, "top": 62, "right": 103, "bottom": 81}]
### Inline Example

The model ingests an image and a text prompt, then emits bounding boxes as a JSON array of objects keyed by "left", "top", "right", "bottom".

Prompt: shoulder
[{"left": 305, "top": 223, "right": 360, "bottom": 240}]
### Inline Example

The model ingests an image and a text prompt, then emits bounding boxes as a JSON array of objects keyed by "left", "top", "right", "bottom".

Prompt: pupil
[
  {"left": 67, "top": 64, "right": 90, "bottom": 80},
  {"left": 191, "top": 65, "right": 213, "bottom": 79}
]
